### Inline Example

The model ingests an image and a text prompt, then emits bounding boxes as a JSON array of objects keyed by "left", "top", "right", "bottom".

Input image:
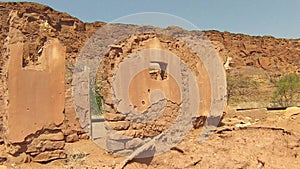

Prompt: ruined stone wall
[
  {"left": 4, "top": 38, "right": 68, "bottom": 162},
  {"left": 82, "top": 26, "right": 227, "bottom": 156},
  {"left": 96, "top": 34, "right": 211, "bottom": 138},
  {"left": 0, "top": 3, "right": 105, "bottom": 146},
  {"left": 0, "top": 4, "right": 97, "bottom": 162},
  {"left": 0, "top": 7, "right": 9, "bottom": 147},
  {"left": 8, "top": 39, "right": 65, "bottom": 143}
]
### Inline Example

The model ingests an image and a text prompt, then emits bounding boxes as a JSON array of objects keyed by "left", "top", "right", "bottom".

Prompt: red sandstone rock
[
  {"left": 27, "top": 140, "right": 65, "bottom": 154},
  {"left": 104, "top": 113, "right": 126, "bottom": 121},
  {"left": 79, "top": 133, "right": 90, "bottom": 140},
  {"left": 41, "top": 141, "right": 65, "bottom": 151},
  {"left": 32, "top": 150, "right": 66, "bottom": 162},
  {"left": 108, "top": 121, "right": 130, "bottom": 130},
  {"left": 258, "top": 57, "right": 271, "bottom": 69},
  {"left": 38, "top": 132, "right": 64, "bottom": 141},
  {"left": 65, "top": 133, "right": 79, "bottom": 143}
]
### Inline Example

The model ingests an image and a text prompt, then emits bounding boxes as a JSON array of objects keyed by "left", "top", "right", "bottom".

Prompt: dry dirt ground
[{"left": 5, "top": 107, "right": 300, "bottom": 169}]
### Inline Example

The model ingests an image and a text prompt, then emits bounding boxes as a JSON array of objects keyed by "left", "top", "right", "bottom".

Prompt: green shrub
[
  {"left": 272, "top": 74, "right": 300, "bottom": 107},
  {"left": 95, "top": 91, "right": 102, "bottom": 106},
  {"left": 90, "top": 87, "right": 104, "bottom": 116}
]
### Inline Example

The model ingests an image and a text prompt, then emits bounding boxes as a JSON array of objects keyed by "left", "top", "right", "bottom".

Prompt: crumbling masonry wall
[
  {"left": 89, "top": 32, "right": 217, "bottom": 154},
  {"left": 0, "top": 6, "right": 92, "bottom": 163},
  {"left": 5, "top": 39, "right": 67, "bottom": 162},
  {"left": 8, "top": 39, "right": 65, "bottom": 143},
  {"left": 97, "top": 34, "right": 212, "bottom": 137}
]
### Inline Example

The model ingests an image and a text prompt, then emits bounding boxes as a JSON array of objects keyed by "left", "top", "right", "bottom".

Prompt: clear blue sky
[{"left": 3, "top": 0, "right": 300, "bottom": 39}]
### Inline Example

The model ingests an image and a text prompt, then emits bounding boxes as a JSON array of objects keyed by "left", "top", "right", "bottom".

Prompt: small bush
[
  {"left": 272, "top": 74, "right": 300, "bottom": 107},
  {"left": 95, "top": 91, "right": 103, "bottom": 111}
]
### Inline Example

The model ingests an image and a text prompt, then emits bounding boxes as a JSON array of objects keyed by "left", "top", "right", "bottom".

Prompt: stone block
[
  {"left": 107, "top": 121, "right": 130, "bottom": 130},
  {"left": 125, "top": 138, "right": 144, "bottom": 149},
  {"left": 116, "top": 149, "right": 133, "bottom": 156},
  {"left": 106, "top": 139, "right": 125, "bottom": 152},
  {"left": 104, "top": 113, "right": 126, "bottom": 121},
  {"left": 65, "top": 133, "right": 79, "bottom": 143},
  {"left": 107, "top": 131, "right": 130, "bottom": 140},
  {"left": 42, "top": 141, "right": 65, "bottom": 151},
  {"left": 32, "top": 150, "right": 66, "bottom": 162},
  {"left": 39, "top": 132, "right": 64, "bottom": 141}
]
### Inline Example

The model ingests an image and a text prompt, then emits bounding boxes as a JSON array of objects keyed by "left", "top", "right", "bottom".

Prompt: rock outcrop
[{"left": 205, "top": 30, "right": 300, "bottom": 74}]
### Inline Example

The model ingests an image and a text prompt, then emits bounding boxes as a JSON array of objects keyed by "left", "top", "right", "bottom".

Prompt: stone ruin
[
  {"left": 1, "top": 37, "right": 87, "bottom": 162},
  {"left": 0, "top": 20, "right": 226, "bottom": 163},
  {"left": 2, "top": 26, "right": 225, "bottom": 162},
  {"left": 73, "top": 24, "right": 227, "bottom": 158},
  {"left": 8, "top": 39, "right": 65, "bottom": 143},
  {"left": 5, "top": 39, "right": 67, "bottom": 162}
]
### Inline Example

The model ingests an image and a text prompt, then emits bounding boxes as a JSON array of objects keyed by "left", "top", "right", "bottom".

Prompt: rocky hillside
[
  {"left": 205, "top": 30, "right": 300, "bottom": 73},
  {"left": 205, "top": 30, "right": 300, "bottom": 107}
]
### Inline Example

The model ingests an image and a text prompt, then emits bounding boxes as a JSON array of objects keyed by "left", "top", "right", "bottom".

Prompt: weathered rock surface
[
  {"left": 104, "top": 113, "right": 126, "bottom": 121},
  {"left": 32, "top": 150, "right": 66, "bottom": 162},
  {"left": 108, "top": 121, "right": 130, "bottom": 130},
  {"left": 38, "top": 132, "right": 64, "bottom": 141},
  {"left": 205, "top": 30, "right": 300, "bottom": 74},
  {"left": 65, "top": 133, "right": 79, "bottom": 143}
]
